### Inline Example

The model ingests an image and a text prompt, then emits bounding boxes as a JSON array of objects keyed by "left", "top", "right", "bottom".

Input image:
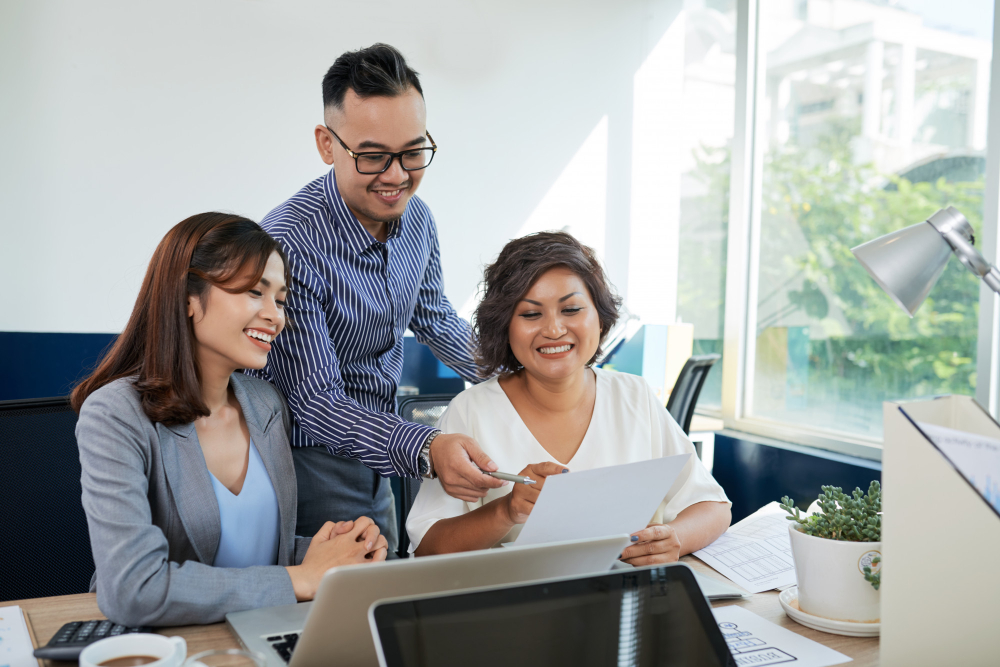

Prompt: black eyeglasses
[{"left": 325, "top": 126, "right": 437, "bottom": 174}]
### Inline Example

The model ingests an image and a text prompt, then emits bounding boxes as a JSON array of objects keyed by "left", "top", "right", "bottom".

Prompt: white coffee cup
[{"left": 79, "top": 633, "right": 186, "bottom": 667}]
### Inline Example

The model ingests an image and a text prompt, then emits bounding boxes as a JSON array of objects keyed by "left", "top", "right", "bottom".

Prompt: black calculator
[{"left": 33, "top": 620, "right": 152, "bottom": 661}]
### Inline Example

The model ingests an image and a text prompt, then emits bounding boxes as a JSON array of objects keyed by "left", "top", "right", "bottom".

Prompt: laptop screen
[{"left": 371, "top": 564, "right": 735, "bottom": 667}]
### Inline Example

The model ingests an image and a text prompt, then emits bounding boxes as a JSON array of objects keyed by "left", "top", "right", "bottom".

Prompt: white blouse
[{"left": 406, "top": 367, "right": 730, "bottom": 552}]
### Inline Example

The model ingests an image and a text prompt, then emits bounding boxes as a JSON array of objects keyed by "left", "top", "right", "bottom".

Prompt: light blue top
[{"left": 209, "top": 440, "right": 281, "bottom": 569}]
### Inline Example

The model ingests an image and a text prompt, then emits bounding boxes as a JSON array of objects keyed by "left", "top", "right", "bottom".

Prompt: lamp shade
[{"left": 851, "top": 221, "right": 952, "bottom": 317}]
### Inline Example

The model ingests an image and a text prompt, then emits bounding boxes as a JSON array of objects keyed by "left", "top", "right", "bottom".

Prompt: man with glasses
[{"left": 251, "top": 44, "right": 503, "bottom": 554}]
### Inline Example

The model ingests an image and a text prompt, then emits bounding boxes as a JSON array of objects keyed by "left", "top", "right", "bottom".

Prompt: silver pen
[{"left": 485, "top": 471, "right": 537, "bottom": 485}]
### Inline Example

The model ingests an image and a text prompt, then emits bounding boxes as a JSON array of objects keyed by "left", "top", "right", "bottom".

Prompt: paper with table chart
[
  {"left": 512, "top": 454, "right": 691, "bottom": 546},
  {"left": 916, "top": 421, "right": 1000, "bottom": 514},
  {"left": 0, "top": 606, "right": 37, "bottom": 667},
  {"left": 713, "top": 605, "right": 851, "bottom": 667},
  {"left": 693, "top": 501, "right": 797, "bottom": 594}
]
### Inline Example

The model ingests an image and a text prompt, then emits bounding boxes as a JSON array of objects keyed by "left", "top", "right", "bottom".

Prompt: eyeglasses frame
[{"left": 325, "top": 125, "right": 437, "bottom": 174}]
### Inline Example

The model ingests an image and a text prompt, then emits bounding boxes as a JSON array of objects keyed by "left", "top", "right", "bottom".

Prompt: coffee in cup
[{"left": 79, "top": 634, "right": 186, "bottom": 667}]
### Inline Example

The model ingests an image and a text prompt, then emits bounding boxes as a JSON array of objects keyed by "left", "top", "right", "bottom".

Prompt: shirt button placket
[{"left": 378, "top": 243, "right": 395, "bottom": 368}]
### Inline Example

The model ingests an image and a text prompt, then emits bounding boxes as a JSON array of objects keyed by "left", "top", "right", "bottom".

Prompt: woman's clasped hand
[{"left": 288, "top": 517, "right": 388, "bottom": 601}]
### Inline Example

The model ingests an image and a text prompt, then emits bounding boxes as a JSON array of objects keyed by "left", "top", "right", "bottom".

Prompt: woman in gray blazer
[{"left": 72, "top": 213, "right": 388, "bottom": 627}]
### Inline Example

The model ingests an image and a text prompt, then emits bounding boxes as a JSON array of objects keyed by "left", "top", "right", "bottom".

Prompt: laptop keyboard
[{"left": 266, "top": 633, "right": 300, "bottom": 663}]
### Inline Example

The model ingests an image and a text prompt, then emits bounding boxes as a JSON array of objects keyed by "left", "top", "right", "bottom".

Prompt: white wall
[{"left": 0, "top": 0, "right": 683, "bottom": 333}]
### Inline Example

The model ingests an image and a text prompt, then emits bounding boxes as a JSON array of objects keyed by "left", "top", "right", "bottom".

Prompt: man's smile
[{"left": 370, "top": 184, "right": 408, "bottom": 205}]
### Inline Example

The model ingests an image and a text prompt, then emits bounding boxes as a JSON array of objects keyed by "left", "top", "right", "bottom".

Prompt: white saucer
[{"left": 779, "top": 586, "right": 880, "bottom": 637}]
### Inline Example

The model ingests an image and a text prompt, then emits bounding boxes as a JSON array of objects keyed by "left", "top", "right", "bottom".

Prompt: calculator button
[
  {"left": 75, "top": 621, "right": 98, "bottom": 641},
  {"left": 110, "top": 626, "right": 125, "bottom": 635}
]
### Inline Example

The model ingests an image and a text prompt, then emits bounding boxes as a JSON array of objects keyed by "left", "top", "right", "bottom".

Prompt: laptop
[
  {"left": 226, "top": 535, "right": 632, "bottom": 667},
  {"left": 368, "top": 562, "right": 738, "bottom": 667}
]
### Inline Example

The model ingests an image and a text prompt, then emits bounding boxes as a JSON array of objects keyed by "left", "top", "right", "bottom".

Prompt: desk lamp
[{"left": 851, "top": 206, "right": 1000, "bottom": 316}]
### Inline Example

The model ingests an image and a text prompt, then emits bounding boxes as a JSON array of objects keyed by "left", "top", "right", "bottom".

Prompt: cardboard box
[{"left": 882, "top": 395, "right": 1000, "bottom": 666}]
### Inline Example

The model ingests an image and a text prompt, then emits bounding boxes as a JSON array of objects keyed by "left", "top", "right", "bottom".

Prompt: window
[
  {"left": 675, "top": 0, "right": 737, "bottom": 408},
  {"left": 741, "top": 0, "right": 995, "bottom": 439}
]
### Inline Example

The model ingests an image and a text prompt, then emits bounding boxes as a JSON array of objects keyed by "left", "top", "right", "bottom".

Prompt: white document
[
  {"left": 713, "top": 605, "right": 851, "bottom": 667},
  {"left": 513, "top": 454, "right": 691, "bottom": 546},
  {"left": 693, "top": 501, "right": 797, "bottom": 594},
  {"left": 916, "top": 422, "right": 1000, "bottom": 513},
  {"left": 0, "top": 606, "right": 38, "bottom": 667}
]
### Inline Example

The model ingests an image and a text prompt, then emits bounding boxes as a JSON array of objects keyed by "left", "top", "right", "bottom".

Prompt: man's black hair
[{"left": 322, "top": 43, "right": 423, "bottom": 111}]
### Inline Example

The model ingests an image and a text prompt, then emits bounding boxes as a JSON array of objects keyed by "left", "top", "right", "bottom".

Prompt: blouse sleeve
[
  {"left": 404, "top": 396, "right": 482, "bottom": 553},
  {"left": 647, "top": 385, "right": 731, "bottom": 524}
]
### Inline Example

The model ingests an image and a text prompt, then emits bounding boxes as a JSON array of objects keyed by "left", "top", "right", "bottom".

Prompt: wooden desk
[
  {"left": 10, "top": 558, "right": 878, "bottom": 666},
  {"left": 7, "top": 593, "right": 239, "bottom": 666}
]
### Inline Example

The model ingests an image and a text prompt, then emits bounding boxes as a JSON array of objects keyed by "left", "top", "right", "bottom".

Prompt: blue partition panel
[
  {"left": 398, "top": 336, "right": 466, "bottom": 395},
  {"left": 712, "top": 432, "right": 882, "bottom": 523},
  {"left": 0, "top": 332, "right": 466, "bottom": 402},
  {"left": 0, "top": 332, "right": 118, "bottom": 400}
]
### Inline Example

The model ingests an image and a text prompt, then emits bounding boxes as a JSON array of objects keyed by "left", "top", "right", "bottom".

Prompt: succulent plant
[{"left": 781, "top": 480, "right": 882, "bottom": 591}]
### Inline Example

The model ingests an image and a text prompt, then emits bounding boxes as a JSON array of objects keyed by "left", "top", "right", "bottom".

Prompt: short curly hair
[{"left": 474, "top": 231, "right": 622, "bottom": 378}]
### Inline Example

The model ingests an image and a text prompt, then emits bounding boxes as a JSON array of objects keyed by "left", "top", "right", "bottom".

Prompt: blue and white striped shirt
[{"left": 251, "top": 168, "right": 478, "bottom": 478}]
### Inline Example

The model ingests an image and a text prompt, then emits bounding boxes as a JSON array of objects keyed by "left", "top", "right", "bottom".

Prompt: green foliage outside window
[
  {"left": 685, "top": 118, "right": 983, "bottom": 433},
  {"left": 762, "top": 119, "right": 982, "bottom": 397}
]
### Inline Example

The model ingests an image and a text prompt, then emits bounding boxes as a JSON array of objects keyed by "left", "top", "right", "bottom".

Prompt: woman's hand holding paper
[
  {"left": 620, "top": 523, "right": 682, "bottom": 566},
  {"left": 503, "top": 462, "right": 569, "bottom": 524}
]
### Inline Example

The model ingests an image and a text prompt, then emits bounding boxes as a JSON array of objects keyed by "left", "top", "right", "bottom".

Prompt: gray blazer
[{"left": 77, "top": 372, "right": 311, "bottom": 627}]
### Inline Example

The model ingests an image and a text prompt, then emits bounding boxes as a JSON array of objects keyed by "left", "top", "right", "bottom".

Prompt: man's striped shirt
[{"left": 250, "top": 167, "right": 478, "bottom": 477}]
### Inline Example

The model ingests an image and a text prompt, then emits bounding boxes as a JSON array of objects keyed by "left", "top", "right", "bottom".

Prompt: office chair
[
  {"left": 666, "top": 354, "right": 721, "bottom": 435},
  {"left": 392, "top": 393, "right": 457, "bottom": 558},
  {"left": 0, "top": 396, "right": 95, "bottom": 601}
]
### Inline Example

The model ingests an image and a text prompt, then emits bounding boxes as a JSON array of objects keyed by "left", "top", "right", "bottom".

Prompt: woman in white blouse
[{"left": 408, "top": 231, "right": 731, "bottom": 564}]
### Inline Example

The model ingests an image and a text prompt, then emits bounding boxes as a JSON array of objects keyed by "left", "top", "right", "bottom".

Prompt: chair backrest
[
  {"left": 393, "top": 393, "right": 457, "bottom": 558},
  {"left": 665, "top": 354, "right": 721, "bottom": 435},
  {"left": 0, "top": 396, "right": 95, "bottom": 601}
]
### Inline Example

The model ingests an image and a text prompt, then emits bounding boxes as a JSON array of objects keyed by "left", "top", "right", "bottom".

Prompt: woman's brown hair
[
  {"left": 71, "top": 212, "right": 289, "bottom": 425},
  {"left": 474, "top": 231, "right": 621, "bottom": 377}
]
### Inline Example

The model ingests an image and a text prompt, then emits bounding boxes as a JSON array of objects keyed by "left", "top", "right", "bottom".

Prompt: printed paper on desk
[
  {"left": 693, "top": 501, "right": 797, "bottom": 594},
  {"left": 713, "top": 605, "right": 851, "bottom": 667},
  {"left": 0, "top": 605, "right": 38, "bottom": 667},
  {"left": 513, "top": 454, "right": 691, "bottom": 546},
  {"left": 915, "top": 421, "right": 1000, "bottom": 514}
]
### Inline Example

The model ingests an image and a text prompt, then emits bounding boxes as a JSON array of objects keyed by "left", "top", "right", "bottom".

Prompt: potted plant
[{"left": 780, "top": 481, "right": 882, "bottom": 623}]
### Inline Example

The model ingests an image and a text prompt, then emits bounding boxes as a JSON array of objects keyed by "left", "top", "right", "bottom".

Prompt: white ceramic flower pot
[{"left": 788, "top": 524, "right": 881, "bottom": 622}]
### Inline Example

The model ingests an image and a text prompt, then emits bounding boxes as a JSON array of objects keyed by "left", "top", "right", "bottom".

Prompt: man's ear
[{"left": 315, "top": 125, "right": 336, "bottom": 166}]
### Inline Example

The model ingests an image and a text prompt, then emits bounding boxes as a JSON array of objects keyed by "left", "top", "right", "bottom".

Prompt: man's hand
[
  {"left": 619, "top": 524, "right": 682, "bottom": 566},
  {"left": 429, "top": 432, "right": 504, "bottom": 502}
]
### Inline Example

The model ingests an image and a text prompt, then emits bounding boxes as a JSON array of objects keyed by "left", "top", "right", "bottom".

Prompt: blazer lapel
[
  {"left": 156, "top": 420, "right": 221, "bottom": 565},
  {"left": 231, "top": 374, "right": 296, "bottom": 565}
]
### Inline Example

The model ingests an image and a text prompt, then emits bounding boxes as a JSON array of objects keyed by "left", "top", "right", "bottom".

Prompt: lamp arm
[
  {"left": 985, "top": 266, "right": 1000, "bottom": 295},
  {"left": 938, "top": 226, "right": 1000, "bottom": 295},
  {"left": 926, "top": 207, "right": 1000, "bottom": 294}
]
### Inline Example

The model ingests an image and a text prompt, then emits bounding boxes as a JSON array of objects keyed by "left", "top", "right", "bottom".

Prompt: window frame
[{"left": 707, "top": 0, "right": 1000, "bottom": 461}]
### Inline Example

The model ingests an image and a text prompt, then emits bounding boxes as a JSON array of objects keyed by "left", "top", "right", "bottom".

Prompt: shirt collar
[{"left": 323, "top": 167, "right": 405, "bottom": 254}]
